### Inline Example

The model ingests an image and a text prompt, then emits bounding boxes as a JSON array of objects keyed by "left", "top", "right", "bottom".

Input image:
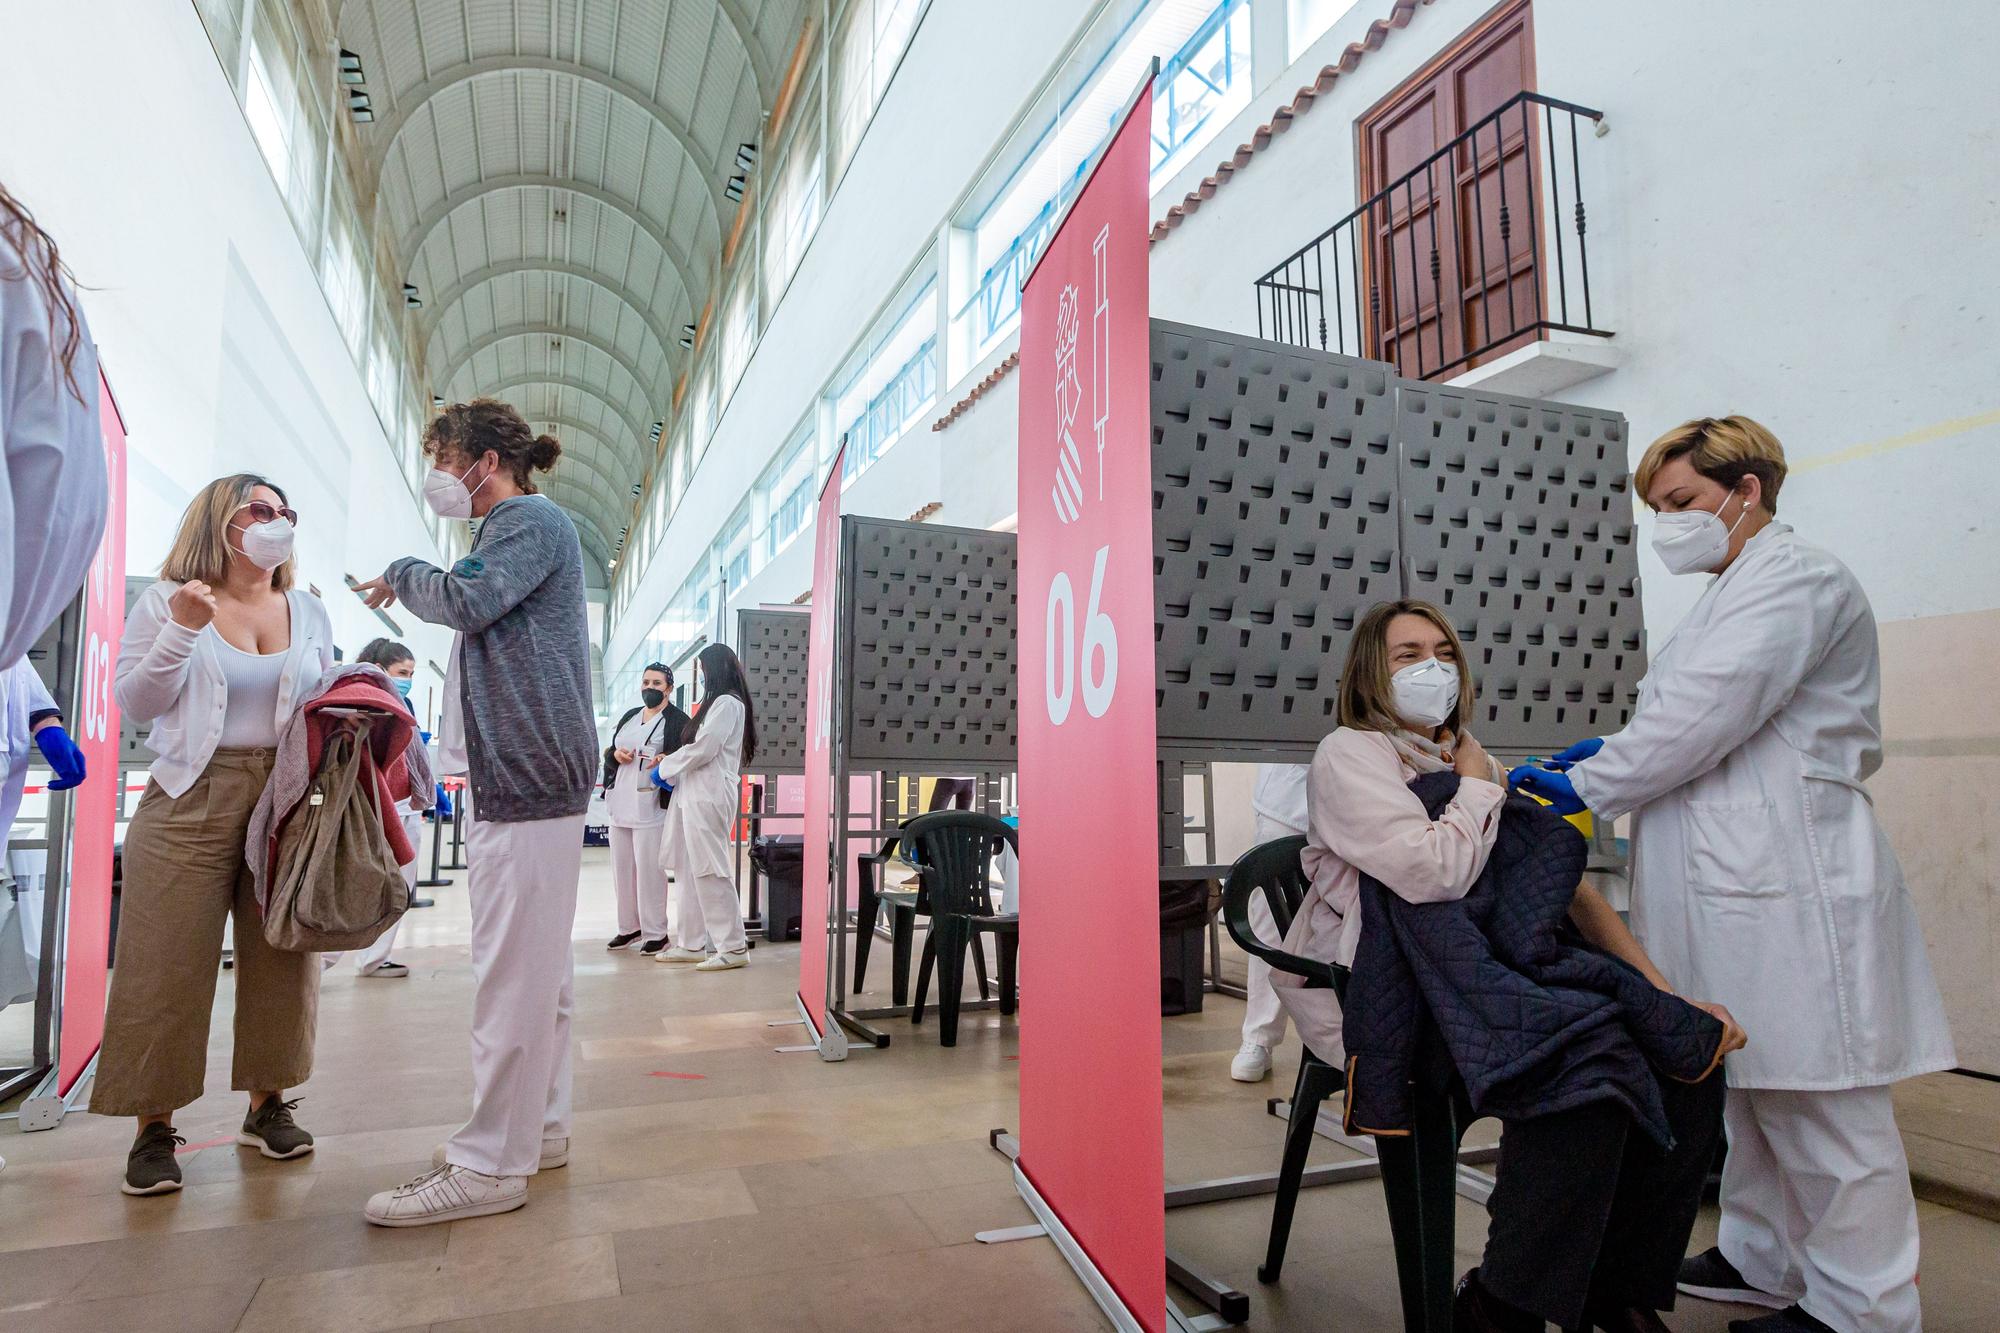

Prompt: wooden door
[{"left": 1359, "top": 0, "right": 1537, "bottom": 377}]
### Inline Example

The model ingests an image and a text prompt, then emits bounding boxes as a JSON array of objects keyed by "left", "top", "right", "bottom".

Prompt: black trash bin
[
  {"left": 750, "top": 834, "right": 804, "bottom": 942},
  {"left": 1159, "top": 877, "right": 1209, "bottom": 1016}
]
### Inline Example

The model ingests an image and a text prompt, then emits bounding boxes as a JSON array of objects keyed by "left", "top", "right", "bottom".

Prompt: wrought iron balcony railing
[{"left": 1254, "top": 91, "right": 1611, "bottom": 380}]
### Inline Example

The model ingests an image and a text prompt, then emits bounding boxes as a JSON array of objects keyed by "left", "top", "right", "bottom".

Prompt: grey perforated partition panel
[
  {"left": 1396, "top": 382, "right": 1645, "bottom": 751},
  {"left": 839, "top": 516, "right": 1019, "bottom": 766},
  {"left": 736, "top": 607, "right": 812, "bottom": 772},
  {"left": 1151, "top": 320, "right": 1401, "bottom": 754}
]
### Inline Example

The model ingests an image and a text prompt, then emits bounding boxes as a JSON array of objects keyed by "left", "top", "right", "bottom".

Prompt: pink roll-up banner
[
  {"left": 795, "top": 442, "right": 847, "bottom": 1059},
  {"left": 60, "top": 370, "right": 128, "bottom": 1096},
  {"left": 1015, "top": 79, "right": 1161, "bottom": 1329}
]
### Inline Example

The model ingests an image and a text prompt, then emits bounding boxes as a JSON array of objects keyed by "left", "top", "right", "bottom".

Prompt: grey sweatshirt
[{"left": 387, "top": 494, "right": 598, "bottom": 823}]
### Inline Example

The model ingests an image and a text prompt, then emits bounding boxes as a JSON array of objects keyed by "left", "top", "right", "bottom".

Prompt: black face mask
[{"left": 641, "top": 688, "right": 665, "bottom": 709}]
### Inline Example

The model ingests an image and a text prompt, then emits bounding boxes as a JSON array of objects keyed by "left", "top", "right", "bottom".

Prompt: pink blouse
[{"left": 1270, "top": 726, "right": 1506, "bottom": 1060}]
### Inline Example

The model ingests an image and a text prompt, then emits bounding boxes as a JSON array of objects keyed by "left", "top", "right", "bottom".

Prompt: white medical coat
[
  {"left": 2, "top": 230, "right": 106, "bottom": 670},
  {"left": 655, "top": 695, "right": 743, "bottom": 881},
  {"left": 2, "top": 657, "right": 58, "bottom": 858},
  {"left": 1251, "top": 763, "right": 1310, "bottom": 837},
  {"left": 1569, "top": 524, "right": 1954, "bottom": 1090}
]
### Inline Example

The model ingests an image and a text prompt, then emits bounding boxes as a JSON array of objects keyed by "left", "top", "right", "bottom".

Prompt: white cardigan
[{"left": 115, "top": 580, "right": 335, "bottom": 798}]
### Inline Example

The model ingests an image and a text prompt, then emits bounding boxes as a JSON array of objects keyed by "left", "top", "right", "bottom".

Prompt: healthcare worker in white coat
[
  {"left": 1230, "top": 763, "right": 1305, "bottom": 1082},
  {"left": 602, "top": 663, "right": 688, "bottom": 955},
  {"left": 653, "top": 642, "right": 756, "bottom": 971},
  {"left": 0, "top": 651, "right": 87, "bottom": 1180},
  {"left": 2, "top": 180, "right": 107, "bottom": 670},
  {"left": 1513, "top": 416, "right": 1953, "bottom": 1333}
]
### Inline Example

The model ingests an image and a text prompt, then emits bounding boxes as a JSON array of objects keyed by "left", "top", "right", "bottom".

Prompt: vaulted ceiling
[{"left": 337, "top": 0, "right": 807, "bottom": 581}]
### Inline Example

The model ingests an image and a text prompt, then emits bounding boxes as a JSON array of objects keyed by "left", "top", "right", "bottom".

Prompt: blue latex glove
[
  {"left": 1545, "top": 737, "right": 1605, "bottom": 770},
  {"left": 35, "top": 724, "right": 88, "bottom": 791},
  {"left": 1508, "top": 763, "right": 1585, "bottom": 815},
  {"left": 648, "top": 765, "right": 674, "bottom": 793}
]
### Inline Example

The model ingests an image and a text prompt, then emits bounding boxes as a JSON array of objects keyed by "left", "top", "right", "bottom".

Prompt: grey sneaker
[
  {"left": 239, "top": 1096, "right": 315, "bottom": 1160},
  {"left": 122, "top": 1123, "right": 186, "bottom": 1195}
]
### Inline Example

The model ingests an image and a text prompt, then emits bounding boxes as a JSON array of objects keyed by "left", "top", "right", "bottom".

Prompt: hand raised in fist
[{"left": 169, "top": 580, "right": 219, "bottom": 630}]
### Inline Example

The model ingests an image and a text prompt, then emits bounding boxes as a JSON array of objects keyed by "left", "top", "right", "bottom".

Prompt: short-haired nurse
[{"left": 1512, "top": 416, "right": 1954, "bottom": 1333}]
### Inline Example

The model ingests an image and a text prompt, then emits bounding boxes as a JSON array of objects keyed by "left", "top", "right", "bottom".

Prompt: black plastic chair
[
  {"left": 854, "top": 833, "right": 989, "bottom": 1007},
  {"left": 1221, "top": 837, "right": 1469, "bottom": 1332},
  {"left": 902, "top": 811, "right": 1019, "bottom": 1048}
]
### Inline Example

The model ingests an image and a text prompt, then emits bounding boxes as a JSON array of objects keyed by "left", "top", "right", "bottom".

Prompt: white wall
[{"left": 0, "top": 3, "right": 455, "bottom": 705}]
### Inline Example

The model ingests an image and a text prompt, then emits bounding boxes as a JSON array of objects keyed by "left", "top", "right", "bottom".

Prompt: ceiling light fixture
[
  {"left": 339, "top": 49, "right": 366, "bottom": 84},
  {"left": 403, "top": 283, "right": 421, "bottom": 308},
  {"left": 724, "top": 176, "right": 746, "bottom": 203},
  {"left": 432, "top": 394, "right": 446, "bottom": 409},
  {"left": 734, "top": 142, "right": 758, "bottom": 172},
  {"left": 348, "top": 90, "right": 373, "bottom": 123}
]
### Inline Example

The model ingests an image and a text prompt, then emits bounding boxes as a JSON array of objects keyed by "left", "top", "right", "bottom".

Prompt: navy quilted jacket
[{"left": 1342, "top": 771, "right": 1725, "bottom": 1148}]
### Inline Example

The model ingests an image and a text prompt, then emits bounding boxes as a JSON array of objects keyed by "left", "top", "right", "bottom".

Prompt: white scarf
[
  {"left": 1385, "top": 726, "right": 1506, "bottom": 786},
  {"left": 1386, "top": 726, "right": 1455, "bottom": 775}
]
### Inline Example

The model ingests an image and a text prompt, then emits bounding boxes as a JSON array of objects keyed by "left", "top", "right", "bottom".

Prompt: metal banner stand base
[
  {"left": 990, "top": 1130, "right": 1245, "bottom": 1331},
  {"left": 12, "top": 1051, "right": 97, "bottom": 1132},
  {"left": 774, "top": 992, "right": 850, "bottom": 1060}
]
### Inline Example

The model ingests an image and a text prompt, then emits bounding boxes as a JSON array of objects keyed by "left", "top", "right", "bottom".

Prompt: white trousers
[
  {"left": 608, "top": 822, "right": 669, "bottom": 938},
  {"left": 1718, "top": 1085, "right": 1922, "bottom": 1332},
  {"left": 1241, "top": 889, "right": 1290, "bottom": 1048},
  {"left": 1238, "top": 813, "right": 1296, "bottom": 1049},
  {"left": 675, "top": 872, "right": 747, "bottom": 956},
  {"left": 353, "top": 809, "right": 422, "bottom": 971},
  {"left": 444, "top": 811, "right": 583, "bottom": 1178}
]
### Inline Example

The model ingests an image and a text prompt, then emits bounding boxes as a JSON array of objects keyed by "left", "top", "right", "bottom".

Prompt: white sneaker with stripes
[{"left": 363, "top": 1163, "right": 527, "bottom": 1227}]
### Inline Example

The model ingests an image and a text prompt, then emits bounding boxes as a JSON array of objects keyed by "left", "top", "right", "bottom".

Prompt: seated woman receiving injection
[{"left": 1271, "top": 599, "right": 1746, "bottom": 1333}]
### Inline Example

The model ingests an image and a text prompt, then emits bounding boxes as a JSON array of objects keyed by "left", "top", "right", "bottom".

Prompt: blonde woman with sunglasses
[{"left": 91, "top": 474, "right": 333, "bottom": 1196}]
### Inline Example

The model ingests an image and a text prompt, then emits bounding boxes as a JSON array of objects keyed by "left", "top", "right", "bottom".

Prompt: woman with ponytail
[
  {"left": 352, "top": 399, "right": 598, "bottom": 1228},
  {"left": 652, "top": 642, "right": 758, "bottom": 970}
]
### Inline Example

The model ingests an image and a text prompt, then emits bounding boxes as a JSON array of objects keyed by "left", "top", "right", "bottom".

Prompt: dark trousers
[
  {"left": 1471, "top": 1073, "right": 1725, "bottom": 1328},
  {"left": 927, "top": 777, "right": 976, "bottom": 812}
]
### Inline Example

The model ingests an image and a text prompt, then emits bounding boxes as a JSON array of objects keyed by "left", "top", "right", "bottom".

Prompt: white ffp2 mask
[
  {"left": 423, "top": 460, "right": 490, "bottom": 519},
  {"left": 234, "top": 517, "right": 296, "bottom": 570},
  {"left": 1651, "top": 491, "right": 1753, "bottom": 575},
  {"left": 1392, "top": 657, "right": 1460, "bottom": 730}
]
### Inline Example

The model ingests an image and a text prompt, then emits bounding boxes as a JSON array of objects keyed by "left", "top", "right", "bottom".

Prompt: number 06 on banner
[{"left": 1044, "top": 544, "right": 1118, "bottom": 725}]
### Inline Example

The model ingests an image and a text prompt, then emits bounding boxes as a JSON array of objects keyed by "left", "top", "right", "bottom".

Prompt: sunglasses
[{"left": 235, "top": 500, "right": 300, "bottom": 527}]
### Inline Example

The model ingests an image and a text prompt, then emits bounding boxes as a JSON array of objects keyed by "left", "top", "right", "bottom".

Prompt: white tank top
[{"left": 212, "top": 631, "right": 286, "bottom": 748}]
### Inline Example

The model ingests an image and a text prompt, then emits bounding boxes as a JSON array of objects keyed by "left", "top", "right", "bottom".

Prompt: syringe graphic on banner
[
  {"left": 1051, "top": 283, "right": 1085, "bottom": 524},
  {"left": 1091, "top": 224, "right": 1110, "bottom": 500}
]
